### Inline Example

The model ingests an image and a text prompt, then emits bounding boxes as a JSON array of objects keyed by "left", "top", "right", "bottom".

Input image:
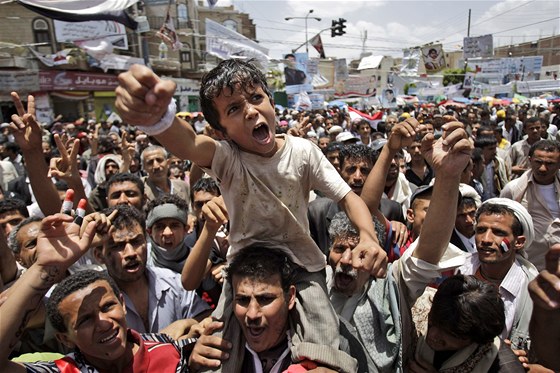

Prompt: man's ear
[
  {"left": 93, "top": 246, "right": 105, "bottom": 264},
  {"left": 119, "top": 293, "right": 127, "bottom": 316},
  {"left": 287, "top": 285, "right": 296, "bottom": 311},
  {"left": 513, "top": 235, "right": 526, "bottom": 251},
  {"left": 406, "top": 208, "right": 415, "bottom": 225},
  {"left": 55, "top": 332, "right": 76, "bottom": 349}
]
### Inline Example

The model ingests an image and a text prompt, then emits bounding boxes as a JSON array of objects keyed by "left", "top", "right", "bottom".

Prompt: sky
[{"left": 215, "top": 0, "right": 559, "bottom": 62}]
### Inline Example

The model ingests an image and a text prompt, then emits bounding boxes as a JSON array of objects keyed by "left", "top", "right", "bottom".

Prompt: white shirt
[{"left": 454, "top": 228, "right": 477, "bottom": 253}]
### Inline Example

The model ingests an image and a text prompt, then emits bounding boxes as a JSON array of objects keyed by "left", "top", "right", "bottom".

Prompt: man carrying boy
[{"left": 116, "top": 60, "right": 385, "bottom": 372}]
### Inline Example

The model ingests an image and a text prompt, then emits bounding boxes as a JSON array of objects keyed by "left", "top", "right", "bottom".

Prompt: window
[
  {"left": 223, "top": 19, "right": 237, "bottom": 32},
  {"left": 177, "top": 4, "right": 188, "bottom": 20},
  {"left": 32, "top": 18, "right": 51, "bottom": 44}
]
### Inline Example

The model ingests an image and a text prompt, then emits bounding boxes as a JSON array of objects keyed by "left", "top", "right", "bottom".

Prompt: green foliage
[
  {"left": 404, "top": 83, "right": 417, "bottom": 95},
  {"left": 266, "top": 69, "right": 285, "bottom": 92},
  {"left": 442, "top": 68, "right": 467, "bottom": 86}
]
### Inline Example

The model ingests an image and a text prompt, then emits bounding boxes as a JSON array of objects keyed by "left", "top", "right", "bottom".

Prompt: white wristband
[{"left": 134, "top": 99, "right": 177, "bottom": 136}]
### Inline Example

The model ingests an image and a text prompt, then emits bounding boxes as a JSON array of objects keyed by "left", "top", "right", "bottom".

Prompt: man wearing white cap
[
  {"left": 450, "top": 184, "right": 481, "bottom": 253},
  {"left": 457, "top": 198, "right": 539, "bottom": 350}
]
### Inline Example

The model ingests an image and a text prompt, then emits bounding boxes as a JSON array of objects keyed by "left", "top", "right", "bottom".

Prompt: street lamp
[{"left": 285, "top": 9, "right": 321, "bottom": 54}]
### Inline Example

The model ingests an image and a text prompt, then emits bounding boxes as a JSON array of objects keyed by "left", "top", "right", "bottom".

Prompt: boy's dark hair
[
  {"left": 528, "top": 139, "right": 560, "bottom": 157},
  {"left": 200, "top": 59, "right": 272, "bottom": 134},
  {"left": 429, "top": 275, "right": 505, "bottom": 345},
  {"left": 0, "top": 198, "right": 29, "bottom": 218},
  {"left": 226, "top": 246, "right": 297, "bottom": 295},
  {"left": 47, "top": 270, "right": 121, "bottom": 333},
  {"left": 104, "top": 204, "right": 146, "bottom": 232},
  {"left": 339, "top": 144, "right": 378, "bottom": 168},
  {"left": 474, "top": 135, "right": 497, "bottom": 148},
  {"left": 471, "top": 147, "right": 483, "bottom": 163},
  {"left": 146, "top": 193, "right": 189, "bottom": 214},
  {"left": 190, "top": 178, "right": 221, "bottom": 204},
  {"left": 3, "top": 141, "right": 20, "bottom": 154},
  {"left": 8, "top": 216, "right": 42, "bottom": 254},
  {"left": 106, "top": 172, "right": 145, "bottom": 196},
  {"left": 475, "top": 203, "right": 523, "bottom": 237}
]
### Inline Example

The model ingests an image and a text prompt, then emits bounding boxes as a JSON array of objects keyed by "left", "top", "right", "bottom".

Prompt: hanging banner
[
  {"left": 463, "top": 72, "right": 475, "bottom": 89},
  {"left": 206, "top": 18, "right": 269, "bottom": 69},
  {"left": 283, "top": 52, "right": 313, "bottom": 95},
  {"left": 334, "top": 75, "right": 376, "bottom": 98},
  {"left": 401, "top": 48, "right": 420, "bottom": 76},
  {"left": 334, "top": 58, "right": 348, "bottom": 81},
  {"left": 54, "top": 20, "right": 128, "bottom": 49},
  {"left": 380, "top": 87, "right": 398, "bottom": 108},
  {"left": 463, "top": 34, "right": 493, "bottom": 59},
  {"left": 421, "top": 44, "right": 446, "bottom": 73}
]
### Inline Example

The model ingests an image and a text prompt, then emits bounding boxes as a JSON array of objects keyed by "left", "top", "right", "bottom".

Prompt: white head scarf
[{"left": 480, "top": 198, "right": 534, "bottom": 248}]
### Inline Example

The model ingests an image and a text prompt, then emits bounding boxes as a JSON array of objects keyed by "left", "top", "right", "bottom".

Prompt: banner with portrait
[
  {"left": 421, "top": 44, "right": 446, "bottom": 74},
  {"left": 381, "top": 87, "right": 398, "bottom": 108},
  {"left": 284, "top": 52, "right": 313, "bottom": 94}
]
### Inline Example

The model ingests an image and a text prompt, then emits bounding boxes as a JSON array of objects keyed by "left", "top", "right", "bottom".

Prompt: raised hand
[
  {"left": 387, "top": 118, "right": 423, "bottom": 151},
  {"left": 202, "top": 196, "right": 229, "bottom": 232},
  {"left": 287, "top": 116, "right": 313, "bottom": 138},
  {"left": 34, "top": 214, "right": 97, "bottom": 283},
  {"left": 351, "top": 239, "right": 388, "bottom": 278},
  {"left": 9, "top": 92, "right": 43, "bottom": 152},
  {"left": 115, "top": 64, "right": 176, "bottom": 126},
  {"left": 421, "top": 121, "right": 472, "bottom": 179},
  {"left": 48, "top": 134, "right": 80, "bottom": 181}
]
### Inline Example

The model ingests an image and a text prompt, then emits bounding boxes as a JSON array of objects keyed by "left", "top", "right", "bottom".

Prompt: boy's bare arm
[
  {"left": 339, "top": 191, "right": 387, "bottom": 278},
  {"left": 115, "top": 64, "right": 216, "bottom": 168}
]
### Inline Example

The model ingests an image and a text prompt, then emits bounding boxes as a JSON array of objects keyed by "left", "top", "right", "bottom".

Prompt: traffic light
[
  {"left": 331, "top": 18, "right": 347, "bottom": 37},
  {"left": 338, "top": 18, "right": 347, "bottom": 36},
  {"left": 331, "top": 20, "right": 338, "bottom": 38}
]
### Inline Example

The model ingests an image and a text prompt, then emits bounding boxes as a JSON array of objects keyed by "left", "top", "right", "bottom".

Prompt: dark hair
[
  {"left": 8, "top": 216, "right": 42, "bottom": 254},
  {"left": 523, "top": 116, "right": 541, "bottom": 129},
  {"left": 326, "top": 141, "right": 343, "bottom": 154},
  {"left": 106, "top": 172, "right": 145, "bottom": 196},
  {"left": 528, "top": 139, "right": 560, "bottom": 157},
  {"left": 474, "top": 135, "right": 497, "bottom": 148},
  {"left": 200, "top": 59, "right": 272, "bottom": 133},
  {"left": 0, "top": 198, "right": 29, "bottom": 218},
  {"left": 225, "top": 246, "right": 297, "bottom": 294},
  {"left": 338, "top": 144, "right": 378, "bottom": 169},
  {"left": 428, "top": 48, "right": 437, "bottom": 55},
  {"left": 459, "top": 196, "right": 477, "bottom": 211},
  {"left": 190, "top": 177, "right": 221, "bottom": 204},
  {"left": 284, "top": 53, "right": 295, "bottom": 59},
  {"left": 104, "top": 204, "right": 146, "bottom": 232},
  {"left": 471, "top": 147, "right": 483, "bottom": 164},
  {"left": 475, "top": 203, "right": 523, "bottom": 237},
  {"left": 429, "top": 275, "right": 505, "bottom": 345},
  {"left": 146, "top": 193, "right": 189, "bottom": 215},
  {"left": 47, "top": 270, "right": 121, "bottom": 333},
  {"left": 3, "top": 141, "right": 20, "bottom": 154}
]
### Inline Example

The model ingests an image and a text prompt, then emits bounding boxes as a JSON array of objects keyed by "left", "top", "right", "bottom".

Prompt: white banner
[
  {"left": 463, "top": 34, "right": 493, "bottom": 59},
  {"left": 205, "top": 18, "right": 268, "bottom": 69},
  {"left": 0, "top": 70, "right": 39, "bottom": 93},
  {"left": 401, "top": 48, "right": 420, "bottom": 76},
  {"left": 421, "top": 44, "right": 446, "bottom": 74},
  {"left": 54, "top": 20, "right": 128, "bottom": 49}
]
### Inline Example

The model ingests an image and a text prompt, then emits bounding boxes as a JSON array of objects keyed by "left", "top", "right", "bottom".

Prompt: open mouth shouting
[{"left": 253, "top": 123, "right": 272, "bottom": 145}]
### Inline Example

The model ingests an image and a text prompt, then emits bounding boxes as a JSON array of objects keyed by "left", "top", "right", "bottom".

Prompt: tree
[
  {"left": 442, "top": 67, "right": 474, "bottom": 87},
  {"left": 267, "top": 69, "right": 285, "bottom": 92}
]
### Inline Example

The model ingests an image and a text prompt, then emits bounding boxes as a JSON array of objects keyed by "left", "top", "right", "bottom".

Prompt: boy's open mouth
[{"left": 253, "top": 123, "right": 271, "bottom": 144}]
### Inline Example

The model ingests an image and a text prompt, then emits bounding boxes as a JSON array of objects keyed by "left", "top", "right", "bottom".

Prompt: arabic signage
[
  {"left": 463, "top": 35, "right": 493, "bottom": 59},
  {"left": 0, "top": 70, "right": 40, "bottom": 93},
  {"left": 54, "top": 20, "right": 128, "bottom": 49},
  {"left": 39, "top": 71, "right": 119, "bottom": 91}
]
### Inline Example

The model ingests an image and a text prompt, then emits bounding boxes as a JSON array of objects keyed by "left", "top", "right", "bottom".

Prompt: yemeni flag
[
  {"left": 348, "top": 106, "right": 382, "bottom": 130},
  {"left": 310, "top": 33, "right": 326, "bottom": 59}
]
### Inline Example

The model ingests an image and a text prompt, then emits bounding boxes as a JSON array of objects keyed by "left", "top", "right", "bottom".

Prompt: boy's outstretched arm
[
  {"left": 339, "top": 192, "right": 387, "bottom": 278},
  {"left": 115, "top": 64, "right": 216, "bottom": 168}
]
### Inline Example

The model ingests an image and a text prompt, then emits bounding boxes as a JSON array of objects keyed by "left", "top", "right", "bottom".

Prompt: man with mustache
[{"left": 327, "top": 119, "right": 473, "bottom": 371}]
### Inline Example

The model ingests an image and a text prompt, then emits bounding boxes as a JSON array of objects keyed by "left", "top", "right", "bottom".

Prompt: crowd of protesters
[{"left": 0, "top": 59, "right": 559, "bottom": 373}]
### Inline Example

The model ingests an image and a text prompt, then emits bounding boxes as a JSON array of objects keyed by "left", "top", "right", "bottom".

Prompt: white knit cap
[{"left": 480, "top": 198, "right": 534, "bottom": 248}]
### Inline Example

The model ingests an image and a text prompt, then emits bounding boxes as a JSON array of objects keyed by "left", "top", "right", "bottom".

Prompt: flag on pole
[
  {"left": 156, "top": 12, "right": 183, "bottom": 51},
  {"left": 310, "top": 33, "right": 326, "bottom": 59}
]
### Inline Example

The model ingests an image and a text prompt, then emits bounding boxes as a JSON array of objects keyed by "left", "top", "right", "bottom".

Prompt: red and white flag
[{"left": 310, "top": 33, "right": 326, "bottom": 59}]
